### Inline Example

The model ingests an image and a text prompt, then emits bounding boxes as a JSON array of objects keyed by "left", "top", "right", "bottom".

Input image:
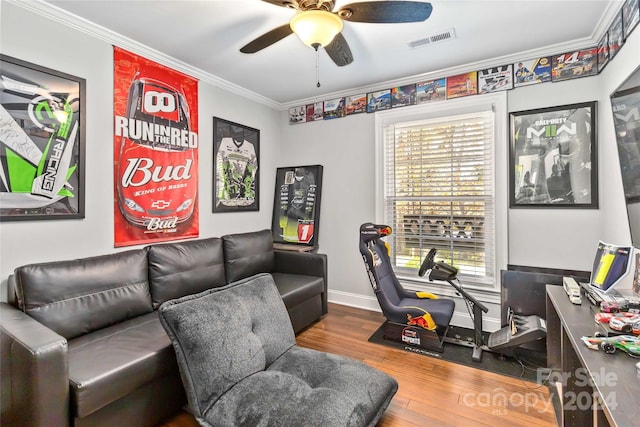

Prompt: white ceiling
[{"left": 35, "top": 0, "right": 620, "bottom": 108}]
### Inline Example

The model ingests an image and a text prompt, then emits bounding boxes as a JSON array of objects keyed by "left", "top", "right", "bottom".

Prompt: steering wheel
[{"left": 418, "top": 248, "right": 437, "bottom": 277}]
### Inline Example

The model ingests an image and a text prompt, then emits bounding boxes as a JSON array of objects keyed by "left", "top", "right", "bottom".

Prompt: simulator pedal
[{"left": 487, "top": 314, "right": 547, "bottom": 351}]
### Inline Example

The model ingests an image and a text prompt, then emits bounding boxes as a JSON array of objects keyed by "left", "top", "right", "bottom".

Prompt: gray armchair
[{"left": 158, "top": 273, "right": 397, "bottom": 426}]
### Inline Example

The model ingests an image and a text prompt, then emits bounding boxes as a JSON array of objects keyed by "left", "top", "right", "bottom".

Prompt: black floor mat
[{"left": 368, "top": 323, "right": 546, "bottom": 383}]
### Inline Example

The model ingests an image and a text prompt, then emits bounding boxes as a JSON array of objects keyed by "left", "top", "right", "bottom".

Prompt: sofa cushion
[
  {"left": 271, "top": 272, "right": 324, "bottom": 310},
  {"left": 222, "top": 229, "right": 275, "bottom": 282},
  {"left": 148, "top": 237, "right": 226, "bottom": 309},
  {"left": 67, "top": 311, "right": 177, "bottom": 418},
  {"left": 14, "top": 249, "right": 152, "bottom": 340}
]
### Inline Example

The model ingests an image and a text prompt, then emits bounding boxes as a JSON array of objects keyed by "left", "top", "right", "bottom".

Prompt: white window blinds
[{"left": 382, "top": 110, "right": 496, "bottom": 286}]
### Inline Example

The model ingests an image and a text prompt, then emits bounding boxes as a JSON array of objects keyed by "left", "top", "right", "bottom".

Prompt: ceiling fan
[{"left": 240, "top": 0, "right": 433, "bottom": 67}]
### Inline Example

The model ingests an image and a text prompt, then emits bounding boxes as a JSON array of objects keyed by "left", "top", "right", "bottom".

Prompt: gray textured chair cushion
[{"left": 159, "top": 273, "right": 398, "bottom": 427}]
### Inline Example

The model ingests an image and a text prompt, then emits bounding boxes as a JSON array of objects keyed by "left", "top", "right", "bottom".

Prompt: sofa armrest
[
  {"left": 0, "top": 303, "right": 69, "bottom": 427},
  {"left": 274, "top": 251, "right": 328, "bottom": 314}
]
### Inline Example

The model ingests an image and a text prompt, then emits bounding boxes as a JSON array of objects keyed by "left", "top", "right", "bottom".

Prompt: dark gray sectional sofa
[{"left": 0, "top": 229, "right": 328, "bottom": 427}]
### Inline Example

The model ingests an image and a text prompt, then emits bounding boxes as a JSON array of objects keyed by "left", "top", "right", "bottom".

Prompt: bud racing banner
[{"left": 113, "top": 47, "right": 199, "bottom": 247}]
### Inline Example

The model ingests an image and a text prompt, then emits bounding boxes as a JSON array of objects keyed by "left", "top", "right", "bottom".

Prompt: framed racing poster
[
  {"left": 212, "top": 117, "right": 259, "bottom": 213},
  {"left": 478, "top": 64, "right": 513, "bottom": 94},
  {"left": 113, "top": 47, "right": 199, "bottom": 247},
  {"left": 597, "top": 32, "right": 610, "bottom": 73},
  {"left": 345, "top": 94, "right": 366, "bottom": 116},
  {"left": 391, "top": 84, "right": 416, "bottom": 108},
  {"left": 289, "top": 106, "right": 306, "bottom": 125},
  {"left": 623, "top": 0, "right": 639, "bottom": 40},
  {"left": 513, "top": 57, "right": 551, "bottom": 88},
  {"left": 366, "top": 89, "right": 391, "bottom": 113},
  {"left": 551, "top": 47, "right": 598, "bottom": 82},
  {"left": 509, "top": 102, "right": 598, "bottom": 208},
  {"left": 271, "top": 165, "right": 323, "bottom": 248},
  {"left": 0, "top": 55, "right": 85, "bottom": 221},
  {"left": 446, "top": 71, "right": 477, "bottom": 99},
  {"left": 608, "top": 10, "right": 625, "bottom": 61}
]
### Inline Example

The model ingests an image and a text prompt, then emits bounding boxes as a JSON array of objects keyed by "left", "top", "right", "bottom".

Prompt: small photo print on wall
[
  {"left": 416, "top": 78, "right": 446, "bottom": 103},
  {"left": 597, "top": 32, "right": 610, "bottom": 73},
  {"left": 446, "top": 71, "right": 477, "bottom": 99},
  {"left": 324, "top": 97, "right": 345, "bottom": 119},
  {"left": 289, "top": 106, "right": 306, "bottom": 124},
  {"left": 551, "top": 47, "right": 597, "bottom": 82},
  {"left": 391, "top": 84, "right": 416, "bottom": 108},
  {"left": 345, "top": 94, "right": 367, "bottom": 115},
  {"left": 513, "top": 57, "right": 551, "bottom": 87},
  {"left": 478, "top": 65, "right": 513, "bottom": 94},
  {"left": 306, "top": 102, "right": 324, "bottom": 122},
  {"left": 608, "top": 10, "right": 625, "bottom": 61},
  {"left": 623, "top": 0, "right": 640, "bottom": 39},
  {"left": 367, "top": 89, "right": 391, "bottom": 113}
]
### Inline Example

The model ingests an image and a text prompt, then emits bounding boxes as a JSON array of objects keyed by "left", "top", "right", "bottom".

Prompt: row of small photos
[{"left": 289, "top": 0, "right": 639, "bottom": 125}]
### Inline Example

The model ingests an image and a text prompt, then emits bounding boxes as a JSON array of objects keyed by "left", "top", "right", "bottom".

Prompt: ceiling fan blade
[
  {"left": 338, "top": 1, "right": 433, "bottom": 23},
  {"left": 259, "top": 0, "right": 299, "bottom": 8},
  {"left": 240, "top": 24, "right": 293, "bottom": 54},
  {"left": 325, "top": 33, "right": 353, "bottom": 67}
]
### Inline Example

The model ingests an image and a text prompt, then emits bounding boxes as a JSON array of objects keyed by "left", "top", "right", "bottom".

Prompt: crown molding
[
  {"left": 281, "top": 0, "right": 623, "bottom": 110},
  {"left": 7, "top": 0, "right": 282, "bottom": 110},
  {"left": 8, "top": 0, "right": 623, "bottom": 112}
]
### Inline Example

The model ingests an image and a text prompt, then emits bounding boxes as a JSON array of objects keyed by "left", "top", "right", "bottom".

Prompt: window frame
[{"left": 374, "top": 92, "right": 508, "bottom": 294}]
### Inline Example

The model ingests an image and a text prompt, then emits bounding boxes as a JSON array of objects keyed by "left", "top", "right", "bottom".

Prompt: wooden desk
[{"left": 546, "top": 285, "right": 640, "bottom": 426}]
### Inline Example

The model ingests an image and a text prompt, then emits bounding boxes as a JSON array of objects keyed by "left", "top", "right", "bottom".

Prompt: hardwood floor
[{"left": 159, "top": 303, "right": 556, "bottom": 427}]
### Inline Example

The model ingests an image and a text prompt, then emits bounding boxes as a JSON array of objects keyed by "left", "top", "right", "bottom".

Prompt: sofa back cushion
[
  {"left": 158, "top": 273, "right": 295, "bottom": 417},
  {"left": 148, "top": 237, "right": 227, "bottom": 309},
  {"left": 222, "top": 229, "right": 275, "bottom": 283},
  {"left": 14, "top": 249, "right": 152, "bottom": 340}
]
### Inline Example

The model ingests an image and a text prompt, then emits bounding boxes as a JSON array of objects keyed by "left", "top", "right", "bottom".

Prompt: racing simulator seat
[{"left": 359, "top": 223, "right": 489, "bottom": 361}]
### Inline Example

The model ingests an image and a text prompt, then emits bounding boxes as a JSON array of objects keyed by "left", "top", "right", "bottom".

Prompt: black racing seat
[{"left": 359, "top": 223, "right": 455, "bottom": 341}]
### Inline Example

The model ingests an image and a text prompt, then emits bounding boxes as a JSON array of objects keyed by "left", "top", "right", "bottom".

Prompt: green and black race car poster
[{"left": 0, "top": 55, "right": 85, "bottom": 221}]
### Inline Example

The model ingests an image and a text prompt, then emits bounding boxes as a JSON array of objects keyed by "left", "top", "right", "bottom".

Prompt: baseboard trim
[{"left": 327, "top": 290, "right": 502, "bottom": 332}]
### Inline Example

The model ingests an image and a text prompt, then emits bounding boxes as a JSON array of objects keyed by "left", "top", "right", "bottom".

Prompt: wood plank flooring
[{"left": 159, "top": 303, "right": 556, "bottom": 427}]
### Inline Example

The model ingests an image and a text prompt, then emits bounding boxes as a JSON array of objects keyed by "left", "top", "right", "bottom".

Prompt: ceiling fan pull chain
[{"left": 316, "top": 47, "right": 321, "bottom": 88}]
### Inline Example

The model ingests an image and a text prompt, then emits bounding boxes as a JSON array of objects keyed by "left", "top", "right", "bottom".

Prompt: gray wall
[
  {"left": 0, "top": 2, "right": 280, "bottom": 285},
  {"left": 278, "top": 27, "right": 640, "bottom": 329},
  {"left": 1, "top": 2, "right": 638, "bottom": 330}
]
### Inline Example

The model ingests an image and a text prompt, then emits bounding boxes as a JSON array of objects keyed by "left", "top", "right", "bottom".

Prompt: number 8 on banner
[{"left": 297, "top": 222, "right": 315, "bottom": 244}]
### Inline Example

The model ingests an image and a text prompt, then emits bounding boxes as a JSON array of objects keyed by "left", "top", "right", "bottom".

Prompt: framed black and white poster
[
  {"left": 272, "top": 165, "right": 323, "bottom": 247},
  {"left": 212, "top": 117, "right": 259, "bottom": 212},
  {"left": 611, "top": 86, "right": 640, "bottom": 203},
  {"left": 0, "top": 55, "right": 85, "bottom": 221},
  {"left": 509, "top": 102, "right": 598, "bottom": 208}
]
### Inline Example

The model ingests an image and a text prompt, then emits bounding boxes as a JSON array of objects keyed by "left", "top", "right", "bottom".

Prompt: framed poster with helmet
[{"left": 271, "top": 165, "right": 323, "bottom": 249}]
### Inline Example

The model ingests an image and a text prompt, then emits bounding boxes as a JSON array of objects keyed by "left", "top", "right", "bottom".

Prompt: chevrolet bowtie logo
[{"left": 151, "top": 200, "right": 171, "bottom": 209}]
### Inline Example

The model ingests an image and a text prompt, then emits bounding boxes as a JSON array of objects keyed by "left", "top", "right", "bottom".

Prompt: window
[{"left": 375, "top": 93, "right": 507, "bottom": 291}]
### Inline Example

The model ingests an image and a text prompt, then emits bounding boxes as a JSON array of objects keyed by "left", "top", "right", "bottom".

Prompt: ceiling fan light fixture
[{"left": 290, "top": 10, "right": 343, "bottom": 49}]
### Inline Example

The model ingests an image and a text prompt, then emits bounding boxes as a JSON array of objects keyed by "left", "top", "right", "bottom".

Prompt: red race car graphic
[{"left": 115, "top": 77, "right": 197, "bottom": 229}]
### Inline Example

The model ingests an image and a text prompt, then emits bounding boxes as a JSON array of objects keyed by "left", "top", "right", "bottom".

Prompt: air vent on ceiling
[{"left": 409, "top": 28, "right": 456, "bottom": 49}]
